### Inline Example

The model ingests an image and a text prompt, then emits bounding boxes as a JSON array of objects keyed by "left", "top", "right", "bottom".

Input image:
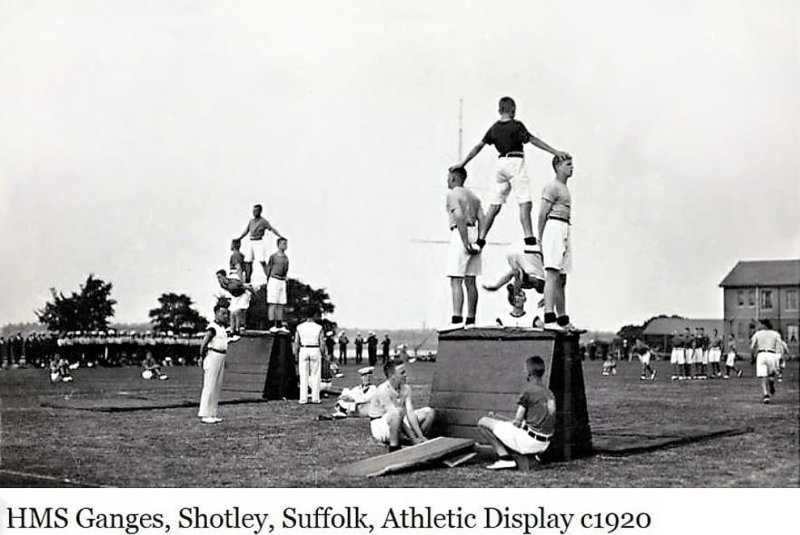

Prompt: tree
[
  {"left": 286, "top": 278, "right": 337, "bottom": 332},
  {"left": 37, "top": 275, "right": 116, "bottom": 332},
  {"left": 148, "top": 293, "right": 208, "bottom": 333}
]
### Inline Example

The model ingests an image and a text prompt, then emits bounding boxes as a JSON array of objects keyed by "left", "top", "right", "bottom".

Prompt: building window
[
  {"left": 789, "top": 325, "right": 798, "bottom": 344},
  {"left": 737, "top": 290, "right": 745, "bottom": 307},
  {"left": 787, "top": 290, "right": 798, "bottom": 311},
  {"left": 748, "top": 289, "right": 755, "bottom": 307},
  {"left": 761, "top": 290, "right": 773, "bottom": 310}
]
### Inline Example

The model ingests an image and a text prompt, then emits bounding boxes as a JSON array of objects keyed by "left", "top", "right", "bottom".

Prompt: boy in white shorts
[
  {"left": 634, "top": 338, "right": 657, "bottom": 381},
  {"left": 453, "top": 97, "right": 569, "bottom": 249},
  {"left": 724, "top": 334, "right": 743, "bottom": 378},
  {"left": 538, "top": 155, "right": 575, "bottom": 331},
  {"left": 236, "top": 204, "right": 283, "bottom": 284},
  {"left": 443, "top": 167, "right": 484, "bottom": 329},
  {"left": 266, "top": 237, "right": 290, "bottom": 333},
  {"left": 670, "top": 331, "right": 686, "bottom": 380},
  {"left": 750, "top": 319, "right": 783, "bottom": 404},
  {"left": 708, "top": 328, "right": 723, "bottom": 378}
]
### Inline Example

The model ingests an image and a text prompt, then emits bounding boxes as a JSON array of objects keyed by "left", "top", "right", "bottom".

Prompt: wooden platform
[
  {"left": 340, "top": 437, "right": 475, "bottom": 477},
  {"left": 430, "top": 327, "right": 593, "bottom": 463},
  {"left": 224, "top": 331, "right": 299, "bottom": 400}
]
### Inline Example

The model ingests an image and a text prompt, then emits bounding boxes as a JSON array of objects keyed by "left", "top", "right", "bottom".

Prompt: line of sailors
[
  {"left": 669, "top": 327, "right": 731, "bottom": 380},
  {"left": 0, "top": 330, "right": 205, "bottom": 369}
]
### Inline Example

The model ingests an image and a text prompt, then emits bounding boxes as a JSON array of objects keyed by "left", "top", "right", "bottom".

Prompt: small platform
[{"left": 340, "top": 437, "right": 475, "bottom": 477}]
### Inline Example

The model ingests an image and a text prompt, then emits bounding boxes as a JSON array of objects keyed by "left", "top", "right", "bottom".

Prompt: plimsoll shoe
[
  {"left": 650, "top": 370, "right": 658, "bottom": 381},
  {"left": 763, "top": 395, "right": 771, "bottom": 404},
  {"left": 486, "top": 459, "right": 517, "bottom": 470},
  {"left": 438, "top": 322, "right": 464, "bottom": 332}
]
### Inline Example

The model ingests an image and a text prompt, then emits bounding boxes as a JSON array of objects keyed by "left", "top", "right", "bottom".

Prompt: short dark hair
[
  {"left": 232, "top": 239, "right": 241, "bottom": 248},
  {"left": 760, "top": 319, "right": 773, "bottom": 330},
  {"left": 498, "top": 96, "right": 516, "bottom": 114},
  {"left": 450, "top": 166, "right": 467, "bottom": 181},
  {"left": 215, "top": 269, "right": 227, "bottom": 277},
  {"left": 383, "top": 359, "right": 397, "bottom": 378},
  {"left": 213, "top": 304, "right": 228, "bottom": 314},
  {"left": 506, "top": 283, "right": 521, "bottom": 306},
  {"left": 526, "top": 355, "right": 545, "bottom": 378},
  {"left": 552, "top": 153, "right": 571, "bottom": 171},
  {"left": 254, "top": 204, "right": 263, "bottom": 211},
  {"left": 277, "top": 237, "right": 288, "bottom": 246}
]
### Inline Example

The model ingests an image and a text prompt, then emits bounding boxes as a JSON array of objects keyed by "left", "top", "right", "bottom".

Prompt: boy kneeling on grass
[{"left": 477, "top": 355, "right": 555, "bottom": 470}]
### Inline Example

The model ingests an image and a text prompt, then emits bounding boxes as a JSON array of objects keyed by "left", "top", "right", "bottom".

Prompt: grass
[{"left": 0, "top": 358, "right": 797, "bottom": 487}]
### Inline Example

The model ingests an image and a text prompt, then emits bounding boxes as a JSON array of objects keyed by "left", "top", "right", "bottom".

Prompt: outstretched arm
[
  {"left": 264, "top": 219, "right": 283, "bottom": 239},
  {"left": 483, "top": 268, "right": 515, "bottom": 291},
  {"left": 528, "top": 135, "right": 569, "bottom": 159},
  {"left": 237, "top": 223, "right": 250, "bottom": 242},
  {"left": 453, "top": 141, "right": 486, "bottom": 169}
]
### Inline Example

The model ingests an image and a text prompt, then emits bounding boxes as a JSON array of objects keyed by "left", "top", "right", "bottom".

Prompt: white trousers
[
  {"left": 198, "top": 351, "right": 225, "bottom": 418},
  {"left": 298, "top": 347, "right": 322, "bottom": 403}
]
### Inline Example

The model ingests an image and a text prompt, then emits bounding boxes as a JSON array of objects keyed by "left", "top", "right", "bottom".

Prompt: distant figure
[
  {"left": 443, "top": 166, "right": 484, "bottom": 330},
  {"left": 337, "top": 332, "right": 349, "bottom": 365},
  {"left": 750, "top": 319, "right": 783, "bottom": 404},
  {"left": 634, "top": 338, "right": 657, "bottom": 381},
  {"left": 367, "top": 360, "right": 435, "bottom": 452},
  {"left": 694, "top": 327, "right": 709, "bottom": 379},
  {"left": 602, "top": 352, "right": 618, "bottom": 376},
  {"left": 453, "top": 96, "right": 569, "bottom": 247},
  {"left": 236, "top": 204, "right": 283, "bottom": 284},
  {"left": 724, "top": 334, "right": 743, "bottom": 379},
  {"left": 49, "top": 354, "right": 73, "bottom": 383},
  {"left": 708, "top": 329, "right": 724, "bottom": 378},
  {"left": 477, "top": 356, "right": 556, "bottom": 470},
  {"left": 265, "top": 237, "right": 290, "bottom": 333},
  {"left": 354, "top": 333, "right": 364, "bottom": 364},
  {"left": 294, "top": 314, "right": 325, "bottom": 405},
  {"left": 367, "top": 332, "right": 378, "bottom": 366},
  {"left": 198, "top": 305, "right": 229, "bottom": 424},
  {"left": 538, "top": 155, "right": 575, "bottom": 331},
  {"left": 381, "top": 334, "right": 391, "bottom": 364},
  {"left": 141, "top": 351, "right": 168, "bottom": 380}
]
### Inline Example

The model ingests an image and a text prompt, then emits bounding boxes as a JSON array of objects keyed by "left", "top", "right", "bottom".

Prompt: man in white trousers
[
  {"left": 198, "top": 305, "right": 230, "bottom": 424},
  {"left": 294, "top": 313, "right": 325, "bottom": 404}
]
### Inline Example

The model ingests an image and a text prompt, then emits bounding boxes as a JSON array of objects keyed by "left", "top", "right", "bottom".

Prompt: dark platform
[
  {"left": 430, "top": 327, "right": 593, "bottom": 463},
  {"left": 225, "top": 331, "right": 299, "bottom": 400}
]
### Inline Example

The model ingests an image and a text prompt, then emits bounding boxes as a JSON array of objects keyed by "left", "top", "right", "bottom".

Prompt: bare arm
[
  {"left": 237, "top": 223, "right": 250, "bottom": 242},
  {"left": 528, "top": 135, "right": 569, "bottom": 159},
  {"left": 483, "top": 268, "right": 515, "bottom": 291},
  {"left": 537, "top": 198, "right": 554, "bottom": 242},
  {"left": 404, "top": 392, "right": 426, "bottom": 441},
  {"left": 264, "top": 219, "right": 283, "bottom": 239},
  {"left": 511, "top": 405, "right": 527, "bottom": 427},
  {"left": 265, "top": 255, "right": 274, "bottom": 280},
  {"left": 199, "top": 328, "right": 214, "bottom": 358},
  {"left": 454, "top": 142, "right": 486, "bottom": 169}
]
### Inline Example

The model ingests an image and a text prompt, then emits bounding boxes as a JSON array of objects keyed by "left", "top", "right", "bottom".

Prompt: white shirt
[
  {"left": 296, "top": 320, "right": 323, "bottom": 347},
  {"left": 207, "top": 322, "right": 229, "bottom": 353},
  {"left": 750, "top": 329, "right": 782, "bottom": 352}
]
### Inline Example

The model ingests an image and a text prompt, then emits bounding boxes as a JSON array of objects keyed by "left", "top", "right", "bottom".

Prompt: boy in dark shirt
[
  {"left": 453, "top": 96, "right": 569, "bottom": 248},
  {"left": 477, "top": 355, "right": 556, "bottom": 470}
]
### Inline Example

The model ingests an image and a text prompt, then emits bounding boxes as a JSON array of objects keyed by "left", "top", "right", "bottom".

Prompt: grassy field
[{"left": 0, "top": 358, "right": 797, "bottom": 487}]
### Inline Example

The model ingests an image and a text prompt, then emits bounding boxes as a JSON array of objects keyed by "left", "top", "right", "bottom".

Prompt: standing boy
[
  {"left": 294, "top": 313, "right": 325, "bottom": 405},
  {"left": 453, "top": 96, "right": 569, "bottom": 247},
  {"left": 537, "top": 155, "right": 575, "bottom": 331},
  {"left": 750, "top": 319, "right": 783, "bottom": 404},
  {"left": 444, "top": 166, "right": 484, "bottom": 329},
  {"left": 477, "top": 355, "right": 556, "bottom": 470},
  {"left": 237, "top": 204, "right": 283, "bottom": 284},
  {"left": 265, "top": 237, "right": 290, "bottom": 333}
]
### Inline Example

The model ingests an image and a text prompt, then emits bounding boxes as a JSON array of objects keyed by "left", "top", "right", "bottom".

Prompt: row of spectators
[{"left": 0, "top": 331, "right": 205, "bottom": 369}]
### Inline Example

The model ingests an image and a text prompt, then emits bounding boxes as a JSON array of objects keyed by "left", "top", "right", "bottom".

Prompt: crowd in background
[{"left": 0, "top": 331, "right": 205, "bottom": 369}]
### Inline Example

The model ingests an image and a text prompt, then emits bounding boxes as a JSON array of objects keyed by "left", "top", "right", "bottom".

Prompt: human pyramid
[{"left": 443, "top": 96, "right": 575, "bottom": 332}]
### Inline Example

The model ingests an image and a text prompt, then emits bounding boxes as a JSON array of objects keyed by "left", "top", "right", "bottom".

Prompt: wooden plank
[
  {"left": 442, "top": 451, "right": 477, "bottom": 468},
  {"left": 340, "top": 437, "right": 475, "bottom": 477}
]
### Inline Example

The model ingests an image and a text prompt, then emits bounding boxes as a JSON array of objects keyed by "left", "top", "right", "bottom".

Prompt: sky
[{"left": 1, "top": 0, "right": 798, "bottom": 331}]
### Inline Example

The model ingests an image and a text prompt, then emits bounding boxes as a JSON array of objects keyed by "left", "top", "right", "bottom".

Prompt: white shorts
[
  {"left": 638, "top": 351, "right": 651, "bottom": 365},
  {"left": 488, "top": 156, "right": 530, "bottom": 205},
  {"left": 245, "top": 239, "right": 269, "bottom": 263},
  {"left": 708, "top": 348, "right": 722, "bottom": 363},
  {"left": 370, "top": 407, "right": 433, "bottom": 444},
  {"left": 447, "top": 226, "right": 482, "bottom": 278},
  {"left": 755, "top": 351, "right": 778, "bottom": 378},
  {"left": 685, "top": 348, "right": 696, "bottom": 365},
  {"left": 506, "top": 246, "right": 545, "bottom": 283},
  {"left": 230, "top": 291, "right": 252, "bottom": 312},
  {"left": 266, "top": 278, "right": 287, "bottom": 305},
  {"left": 696, "top": 349, "right": 709, "bottom": 365},
  {"left": 725, "top": 351, "right": 736, "bottom": 367},
  {"left": 478, "top": 417, "right": 550, "bottom": 455},
  {"left": 670, "top": 348, "right": 685, "bottom": 365},
  {"left": 541, "top": 220, "right": 572, "bottom": 274}
]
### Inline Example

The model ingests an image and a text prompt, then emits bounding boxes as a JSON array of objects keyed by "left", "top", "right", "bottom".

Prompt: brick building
[{"left": 719, "top": 259, "right": 800, "bottom": 356}]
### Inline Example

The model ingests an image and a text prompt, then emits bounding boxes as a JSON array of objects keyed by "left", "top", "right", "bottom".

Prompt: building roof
[
  {"left": 719, "top": 259, "right": 800, "bottom": 288},
  {"left": 642, "top": 318, "right": 723, "bottom": 336}
]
